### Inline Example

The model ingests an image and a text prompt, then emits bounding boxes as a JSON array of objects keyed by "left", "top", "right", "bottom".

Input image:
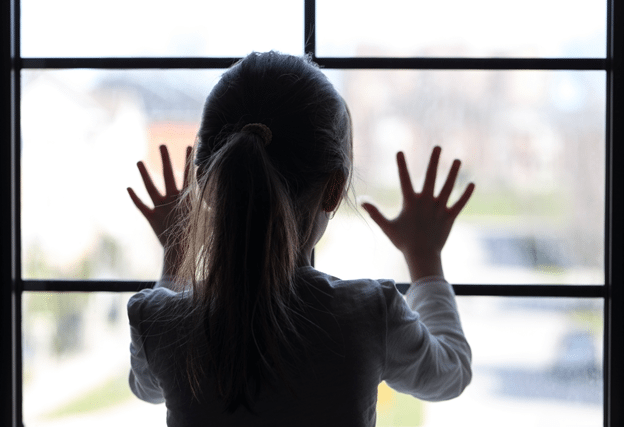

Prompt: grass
[
  {"left": 353, "top": 185, "right": 571, "bottom": 220},
  {"left": 570, "top": 309, "right": 604, "bottom": 336},
  {"left": 460, "top": 190, "right": 571, "bottom": 218},
  {"left": 377, "top": 382, "right": 424, "bottom": 426},
  {"left": 41, "top": 374, "right": 422, "bottom": 425},
  {"left": 42, "top": 371, "right": 134, "bottom": 420}
]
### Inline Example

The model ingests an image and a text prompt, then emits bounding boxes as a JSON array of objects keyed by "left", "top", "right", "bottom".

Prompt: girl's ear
[{"left": 322, "top": 171, "right": 346, "bottom": 213}]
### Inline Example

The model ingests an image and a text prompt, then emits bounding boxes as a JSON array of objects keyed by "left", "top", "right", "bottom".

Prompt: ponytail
[
  {"left": 178, "top": 129, "right": 304, "bottom": 411},
  {"left": 176, "top": 51, "right": 353, "bottom": 412}
]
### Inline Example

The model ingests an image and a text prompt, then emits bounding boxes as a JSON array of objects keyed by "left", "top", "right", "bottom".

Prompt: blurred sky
[{"left": 21, "top": 0, "right": 605, "bottom": 58}]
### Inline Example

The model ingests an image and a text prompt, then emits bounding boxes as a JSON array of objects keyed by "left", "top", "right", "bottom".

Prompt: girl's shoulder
[
  {"left": 295, "top": 266, "right": 402, "bottom": 308},
  {"left": 128, "top": 285, "right": 180, "bottom": 306},
  {"left": 297, "top": 265, "right": 396, "bottom": 288},
  {"left": 128, "top": 285, "right": 191, "bottom": 325}
]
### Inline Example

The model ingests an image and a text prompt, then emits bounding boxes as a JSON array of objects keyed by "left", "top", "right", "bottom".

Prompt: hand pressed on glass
[
  {"left": 361, "top": 146, "right": 475, "bottom": 281},
  {"left": 127, "top": 144, "right": 192, "bottom": 246},
  {"left": 127, "top": 144, "right": 192, "bottom": 276}
]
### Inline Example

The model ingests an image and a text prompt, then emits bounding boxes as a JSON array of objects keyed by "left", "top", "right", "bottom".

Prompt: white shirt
[{"left": 128, "top": 267, "right": 471, "bottom": 426}]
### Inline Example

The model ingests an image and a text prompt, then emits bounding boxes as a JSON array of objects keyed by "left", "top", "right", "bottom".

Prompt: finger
[
  {"left": 137, "top": 161, "right": 162, "bottom": 204},
  {"left": 183, "top": 146, "right": 193, "bottom": 190},
  {"left": 396, "top": 152, "right": 414, "bottom": 196},
  {"left": 160, "top": 145, "right": 178, "bottom": 195},
  {"left": 361, "top": 202, "right": 391, "bottom": 234},
  {"left": 449, "top": 183, "right": 475, "bottom": 217},
  {"left": 421, "top": 146, "right": 441, "bottom": 196},
  {"left": 127, "top": 187, "right": 154, "bottom": 219},
  {"left": 437, "top": 159, "right": 461, "bottom": 205}
]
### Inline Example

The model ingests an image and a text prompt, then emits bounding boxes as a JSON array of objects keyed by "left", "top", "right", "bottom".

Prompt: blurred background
[{"left": 20, "top": 0, "right": 605, "bottom": 425}]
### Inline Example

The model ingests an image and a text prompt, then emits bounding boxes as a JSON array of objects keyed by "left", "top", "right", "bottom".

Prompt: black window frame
[{"left": 1, "top": 1, "right": 622, "bottom": 425}]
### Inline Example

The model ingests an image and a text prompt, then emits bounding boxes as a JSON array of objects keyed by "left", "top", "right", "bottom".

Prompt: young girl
[{"left": 127, "top": 51, "right": 474, "bottom": 427}]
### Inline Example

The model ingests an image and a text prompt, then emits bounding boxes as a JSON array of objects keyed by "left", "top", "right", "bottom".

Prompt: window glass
[
  {"left": 22, "top": 292, "right": 167, "bottom": 427},
  {"left": 16, "top": 2, "right": 611, "bottom": 427},
  {"left": 379, "top": 297, "right": 603, "bottom": 427},
  {"left": 22, "top": 293, "right": 603, "bottom": 427},
  {"left": 21, "top": 0, "right": 303, "bottom": 57},
  {"left": 318, "top": 70, "right": 605, "bottom": 285},
  {"left": 317, "top": 0, "right": 606, "bottom": 58},
  {"left": 21, "top": 69, "right": 605, "bottom": 284},
  {"left": 21, "top": 70, "right": 220, "bottom": 280}
]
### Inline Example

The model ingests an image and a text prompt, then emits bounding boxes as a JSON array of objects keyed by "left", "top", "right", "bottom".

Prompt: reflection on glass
[
  {"left": 22, "top": 293, "right": 603, "bottom": 427},
  {"left": 318, "top": 70, "right": 605, "bottom": 285},
  {"left": 317, "top": 0, "right": 606, "bottom": 57},
  {"left": 21, "top": 0, "right": 303, "bottom": 57}
]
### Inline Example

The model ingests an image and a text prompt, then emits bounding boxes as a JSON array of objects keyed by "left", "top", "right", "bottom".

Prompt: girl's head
[
  {"left": 178, "top": 51, "right": 352, "bottom": 411},
  {"left": 195, "top": 51, "right": 352, "bottom": 244}
]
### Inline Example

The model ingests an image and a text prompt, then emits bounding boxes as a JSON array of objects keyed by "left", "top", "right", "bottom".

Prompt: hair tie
[{"left": 241, "top": 123, "right": 272, "bottom": 146}]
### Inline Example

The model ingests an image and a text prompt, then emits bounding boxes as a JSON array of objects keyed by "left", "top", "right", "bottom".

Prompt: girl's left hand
[{"left": 127, "top": 145, "right": 192, "bottom": 248}]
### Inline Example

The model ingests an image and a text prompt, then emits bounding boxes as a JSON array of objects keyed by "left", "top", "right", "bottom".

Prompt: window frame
[{"left": 1, "top": 0, "right": 622, "bottom": 425}]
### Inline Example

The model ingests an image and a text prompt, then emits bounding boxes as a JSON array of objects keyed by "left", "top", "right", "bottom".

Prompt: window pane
[
  {"left": 318, "top": 70, "right": 605, "bottom": 284},
  {"left": 21, "top": 70, "right": 605, "bottom": 284},
  {"left": 22, "top": 292, "right": 167, "bottom": 426},
  {"left": 21, "top": 69, "right": 218, "bottom": 280},
  {"left": 379, "top": 297, "right": 603, "bottom": 427},
  {"left": 21, "top": 0, "right": 303, "bottom": 57},
  {"left": 23, "top": 293, "right": 603, "bottom": 427},
  {"left": 317, "top": 0, "right": 606, "bottom": 58}
]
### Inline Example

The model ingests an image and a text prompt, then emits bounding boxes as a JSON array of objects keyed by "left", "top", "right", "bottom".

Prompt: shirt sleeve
[
  {"left": 381, "top": 276, "right": 472, "bottom": 401},
  {"left": 127, "top": 289, "right": 166, "bottom": 404}
]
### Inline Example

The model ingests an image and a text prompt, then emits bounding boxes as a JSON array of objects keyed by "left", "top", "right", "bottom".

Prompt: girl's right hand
[
  {"left": 361, "top": 146, "right": 475, "bottom": 281},
  {"left": 127, "top": 145, "right": 192, "bottom": 249}
]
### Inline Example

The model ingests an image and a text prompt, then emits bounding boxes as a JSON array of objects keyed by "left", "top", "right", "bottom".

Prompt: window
[{"left": 2, "top": 1, "right": 622, "bottom": 426}]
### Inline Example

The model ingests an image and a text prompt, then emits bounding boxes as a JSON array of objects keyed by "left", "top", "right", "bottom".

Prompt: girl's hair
[{"left": 175, "top": 51, "right": 352, "bottom": 412}]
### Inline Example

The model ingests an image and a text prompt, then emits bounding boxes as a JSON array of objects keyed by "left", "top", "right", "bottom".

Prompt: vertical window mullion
[
  {"left": 606, "top": 1, "right": 624, "bottom": 426},
  {"left": 604, "top": 0, "right": 612, "bottom": 423},
  {"left": 2, "top": 0, "right": 21, "bottom": 426},
  {"left": 305, "top": 0, "right": 316, "bottom": 268},
  {"left": 0, "top": 0, "right": 13, "bottom": 425},
  {"left": 13, "top": 0, "right": 22, "bottom": 423},
  {"left": 304, "top": 0, "right": 316, "bottom": 57}
]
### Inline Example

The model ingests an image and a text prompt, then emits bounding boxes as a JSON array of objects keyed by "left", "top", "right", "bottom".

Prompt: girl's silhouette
[{"left": 127, "top": 51, "right": 474, "bottom": 427}]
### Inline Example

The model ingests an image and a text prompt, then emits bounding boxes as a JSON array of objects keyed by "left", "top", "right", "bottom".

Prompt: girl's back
[
  {"left": 127, "top": 51, "right": 473, "bottom": 426},
  {"left": 130, "top": 267, "right": 470, "bottom": 427}
]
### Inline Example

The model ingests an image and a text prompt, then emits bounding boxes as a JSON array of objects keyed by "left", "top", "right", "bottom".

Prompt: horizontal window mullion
[
  {"left": 18, "top": 57, "right": 607, "bottom": 71},
  {"left": 315, "top": 57, "right": 607, "bottom": 70},
  {"left": 23, "top": 280, "right": 605, "bottom": 297},
  {"left": 23, "top": 280, "right": 154, "bottom": 293},
  {"left": 19, "top": 57, "right": 243, "bottom": 69},
  {"left": 451, "top": 284, "right": 605, "bottom": 298}
]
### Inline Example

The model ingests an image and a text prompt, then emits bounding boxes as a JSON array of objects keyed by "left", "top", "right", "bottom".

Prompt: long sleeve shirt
[{"left": 128, "top": 266, "right": 471, "bottom": 426}]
